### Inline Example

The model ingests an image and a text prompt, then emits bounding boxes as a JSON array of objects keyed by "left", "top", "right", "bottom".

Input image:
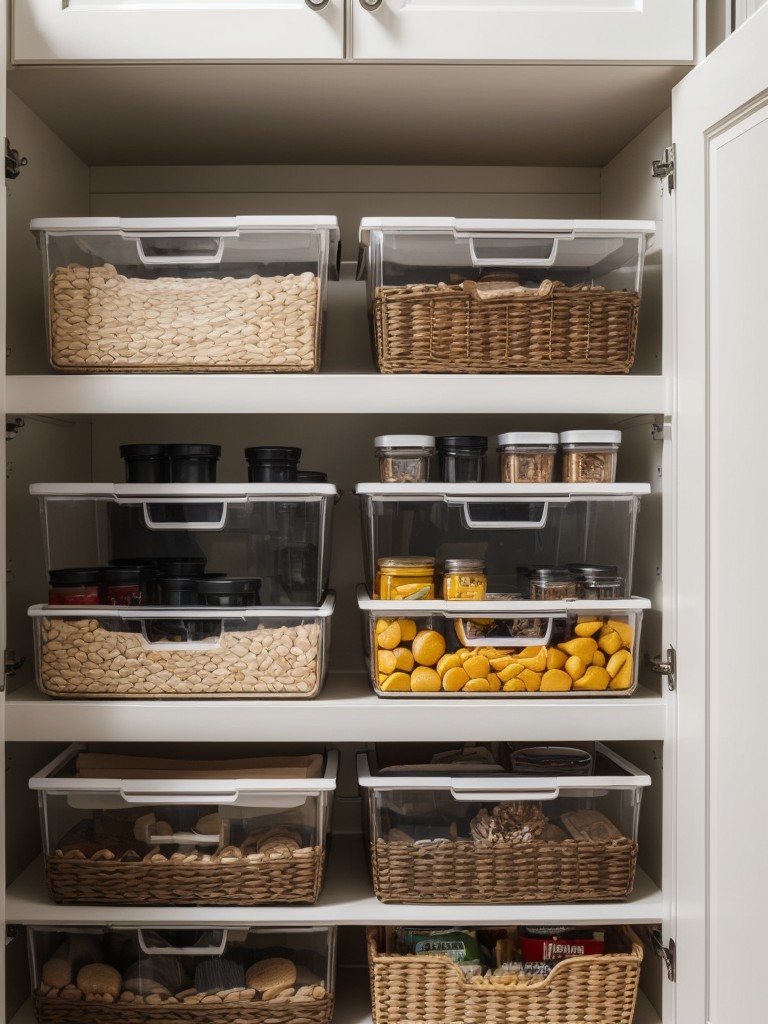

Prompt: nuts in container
[
  {"left": 497, "top": 432, "right": 558, "bottom": 483},
  {"left": 375, "top": 435, "right": 435, "bottom": 483},
  {"left": 560, "top": 430, "right": 621, "bottom": 483}
]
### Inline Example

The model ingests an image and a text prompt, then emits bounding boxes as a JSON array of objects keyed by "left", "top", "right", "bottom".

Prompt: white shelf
[
  {"left": 5, "top": 675, "right": 667, "bottom": 742},
  {"left": 8, "top": 981, "right": 661, "bottom": 1024},
  {"left": 6, "top": 836, "right": 665, "bottom": 928},
  {"left": 4, "top": 373, "right": 670, "bottom": 416}
]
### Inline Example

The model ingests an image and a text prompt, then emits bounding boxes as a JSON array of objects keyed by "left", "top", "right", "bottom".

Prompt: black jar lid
[
  {"left": 529, "top": 567, "right": 576, "bottom": 581},
  {"left": 197, "top": 577, "right": 262, "bottom": 596},
  {"left": 120, "top": 443, "right": 166, "bottom": 458},
  {"left": 166, "top": 444, "right": 221, "bottom": 458},
  {"left": 102, "top": 567, "right": 147, "bottom": 585},
  {"left": 244, "top": 446, "right": 302, "bottom": 462},
  {"left": 436, "top": 435, "right": 488, "bottom": 451},
  {"left": 155, "top": 575, "right": 200, "bottom": 591},
  {"left": 151, "top": 556, "right": 207, "bottom": 577},
  {"left": 296, "top": 470, "right": 328, "bottom": 482},
  {"left": 49, "top": 568, "right": 102, "bottom": 587},
  {"left": 566, "top": 563, "right": 620, "bottom": 578}
]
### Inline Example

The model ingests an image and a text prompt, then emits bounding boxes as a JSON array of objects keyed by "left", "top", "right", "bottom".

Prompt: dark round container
[
  {"left": 166, "top": 444, "right": 221, "bottom": 483},
  {"left": 196, "top": 577, "right": 262, "bottom": 607},
  {"left": 245, "top": 446, "right": 301, "bottom": 483},
  {"left": 155, "top": 576, "right": 201, "bottom": 607},
  {"left": 151, "top": 557, "right": 207, "bottom": 578},
  {"left": 120, "top": 443, "right": 169, "bottom": 483},
  {"left": 436, "top": 435, "right": 488, "bottom": 483},
  {"left": 101, "top": 566, "right": 146, "bottom": 606},
  {"left": 48, "top": 568, "right": 102, "bottom": 605},
  {"left": 296, "top": 470, "right": 328, "bottom": 483}
]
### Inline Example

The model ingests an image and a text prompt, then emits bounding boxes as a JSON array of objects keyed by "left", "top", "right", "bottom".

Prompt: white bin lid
[
  {"left": 31, "top": 483, "right": 338, "bottom": 499},
  {"left": 32, "top": 215, "right": 339, "bottom": 235},
  {"left": 355, "top": 482, "right": 650, "bottom": 497},
  {"left": 359, "top": 217, "right": 656, "bottom": 245}
]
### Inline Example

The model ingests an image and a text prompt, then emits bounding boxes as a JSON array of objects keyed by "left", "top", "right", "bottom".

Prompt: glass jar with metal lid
[
  {"left": 442, "top": 559, "right": 487, "bottom": 601},
  {"left": 497, "top": 432, "right": 558, "bottom": 483},
  {"left": 567, "top": 563, "right": 626, "bottom": 600},
  {"left": 528, "top": 567, "right": 578, "bottom": 601},
  {"left": 375, "top": 435, "right": 435, "bottom": 483},
  {"left": 375, "top": 556, "right": 436, "bottom": 600}
]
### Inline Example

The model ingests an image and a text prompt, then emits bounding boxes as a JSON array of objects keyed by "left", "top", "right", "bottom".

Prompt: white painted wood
[
  {"left": 672, "top": 6, "right": 768, "bottom": 1022},
  {"left": 12, "top": 0, "right": 345, "bottom": 62},
  {"left": 5, "top": 676, "right": 667, "bottom": 742},
  {"left": 351, "top": 0, "right": 693, "bottom": 62},
  {"left": 0, "top": 0, "right": 7, "bottom": 1013},
  {"left": 733, "top": 0, "right": 767, "bottom": 29},
  {"left": 6, "top": 837, "right": 665, "bottom": 926},
  {"left": 5, "top": 373, "right": 669, "bottom": 415}
]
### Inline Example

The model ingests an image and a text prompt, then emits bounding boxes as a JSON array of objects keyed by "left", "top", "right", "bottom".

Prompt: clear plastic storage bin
[
  {"left": 358, "top": 743, "right": 649, "bottom": 903},
  {"left": 32, "top": 483, "right": 337, "bottom": 607},
  {"left": 358, "top": 586, "right": 647, "bottom": 697},
  {"left": 356, "top": 483, "right": 649, "bottom": 599},
  {"left": 28, "top": 923, "right": 336, "bottom": 1024},
  {"left": 30, "top": 594, "right": 334, "bottom": 700},
  {"left": 31, "top": 216, "right": 340, "bottom": 373},
  {"left": 357, "top": 218, "right": 655, "bottom": 374},
  {"left": 30, "top": 744, "right": 338, "bottom": 905}
]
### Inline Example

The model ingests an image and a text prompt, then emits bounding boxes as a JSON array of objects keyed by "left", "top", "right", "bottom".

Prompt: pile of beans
[
  {"left": 49, "top": 263, "right": 320, "bottom": 370},
  {"left": 39, "top": 617, "right": 321, "bottom": 697}
]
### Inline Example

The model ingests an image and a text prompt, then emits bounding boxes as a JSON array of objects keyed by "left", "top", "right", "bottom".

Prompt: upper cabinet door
[
  {"left": 673, "top": 6, "right": 768, "bottom": 1021},
  {"left": 351, "top": 0, "right": 693, "bottom": 62},
  {"left": 12, "top": 0, "right": 345, "bottom": 63}
]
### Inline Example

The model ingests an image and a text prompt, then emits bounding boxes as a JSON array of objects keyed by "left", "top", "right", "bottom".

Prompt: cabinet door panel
[
  {"left": 673, "top": 5, "right": 768, "bottom": 1020},
  {"left": 352, "top": 0, "right": 692, "bottom": 62},
  {"left": 13, "top": 0, "right": 345, "bottom": 62}
]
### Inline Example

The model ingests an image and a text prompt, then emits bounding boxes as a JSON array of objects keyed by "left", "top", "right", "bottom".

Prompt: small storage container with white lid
[
  {"left": 560, "top": 430, "right": 621, "bottom": 483},
  {"left": 497, "top": 432, "right": 558, "bottom": 483},
  {"left": 375, "top": 435, "right": 435, "bottom": 483},
  {"left": 357, "top": 218, "right": 655, "bottom": 374},
  {"left": 31, "top": 216, "right": 340, "bottom": 373},
  {"left": 30, "top": 743, "right": 339, "bottom": 905},
  {"left": 28, "top": 924, "right": 336, "bottom": 1024}
]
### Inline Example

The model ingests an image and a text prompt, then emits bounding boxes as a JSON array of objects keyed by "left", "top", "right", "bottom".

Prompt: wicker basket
[
  {"left": 373, "top": 281, "right": 640, "bottom": 374},
  {"left": 367, "top": 926, "right": 643, "bottom": 1024},
  {"left": 45, "top": 847, "right": 325, "bottom": 906},
  {"left": 34, "top": 993, "right": 333, "bottom": 1024},
  {"left": 370, "top": 835, "right": 638, "bottom": 903}
]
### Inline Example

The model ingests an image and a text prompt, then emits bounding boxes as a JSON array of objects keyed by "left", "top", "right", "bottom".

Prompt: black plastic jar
[
  {"left": 296, "top": 470, "right": 328, "bottom": 483},
  {"left": 120, "top": 443, "right": 169, "bottom": 483},
  {"left": 245, "top": 446, "right": 301, "bottom": 483},
  {"left": 155, "top": 576, "right": 201, "bottom": 607},
  {"left": 196, "top": 577, "right": 262, "bottom": 607},
  {"left": 436, "top": 435, "right": 488, "bottom": 483},
  {"left": 166, "top": 443, "right": 221, "bottom": 483},
  {"left": 101, "top": 566, "right": 146, "bottom": 606},
  {"left": 48, "top": 568, "right": 102, "bottom": 605}
]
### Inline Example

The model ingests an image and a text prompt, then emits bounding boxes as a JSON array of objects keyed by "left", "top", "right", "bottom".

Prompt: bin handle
[
  {"left": 119, "top": 789, "right": 240, "bottom": 805},
  {"left": 467, "top": 234, "right": 559, "bottom": 268},
  {"left": 449, "top": 784, "right": 560, "bottom": 802},
  {"left": 138, "top": 624, "right": 224, "bottom": 652},
  {"left": 138, "top": 500, "right": 230, "bottom": 532},
  {"left": 447, "top": 615, "right": 555, "bottom": 648},
  {"left": 452, "top": 497, "right": 564, "bottom": 530},
  {"left": 138, "top": 930, "right": 228, "bottom": 956},
  {"left": 135, "top": 236, "right": 225, "bottom": 266}
]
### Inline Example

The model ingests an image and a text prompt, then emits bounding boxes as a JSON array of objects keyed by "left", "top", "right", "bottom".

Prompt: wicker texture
[
  {"left": 46, "top": 848, "right": 325, "bottom": 906},
  {"left": 34, "top": 993, "right": 333, "bottom": 1024},
  {"left": 49, "top": 265, "right": 321, "bottom": 373},
  {"left": 367, "top": 926, "right": 642, "bottom": 1024},
  {"left": 371, "top": 837, "right": 638, "bottom": 903},
  {"left": 373, "top": 282, "right": 640, "bottom": 374}
]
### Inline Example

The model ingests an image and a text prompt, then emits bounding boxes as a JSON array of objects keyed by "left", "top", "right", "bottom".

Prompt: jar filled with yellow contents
[
  {"left": 442, "top": 558, "right": 487, "bottom": 600},
  {"left": 375, "top": 557, "right": 435, "bottom": 600}
]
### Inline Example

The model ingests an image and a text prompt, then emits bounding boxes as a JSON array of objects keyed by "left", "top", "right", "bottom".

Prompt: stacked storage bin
[
  {"left": 354, "top": 217, "right": 655, "bottom": 1024},
  {"left": 20, "top": 216, "right": 342, "bottom": 1023}
]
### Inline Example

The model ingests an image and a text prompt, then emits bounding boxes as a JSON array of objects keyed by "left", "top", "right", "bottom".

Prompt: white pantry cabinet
[
  {"left": 3, "top": 8, "right": 768, "bottom": 1024},
  {"left": 12, "top": 0, "right": 694, "bottom": 64},
  {"left": 11, "top": 0, "right": 346, "bottom": 63}
]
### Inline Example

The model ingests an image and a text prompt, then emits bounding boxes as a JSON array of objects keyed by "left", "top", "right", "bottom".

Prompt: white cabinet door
[
  {"left": 351, "top": 0, "right": 692, "bottom": 62},
  {"left": 673, "top": 7, "right": 768, "bottom": 1021},
  {"left": 12, "top": 0, "right": 345, "bottom": 63}
]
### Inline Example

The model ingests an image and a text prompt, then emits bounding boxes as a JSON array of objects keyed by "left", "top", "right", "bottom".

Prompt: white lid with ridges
[
  {"left": 375, "top": 435, "right": 436, "bottom": 448},
  {"left": 497, "top": 432, "right": 559, "bottom": 447},
  {"left": 559, "top": 430, "right": 622, "bottom": 445}
]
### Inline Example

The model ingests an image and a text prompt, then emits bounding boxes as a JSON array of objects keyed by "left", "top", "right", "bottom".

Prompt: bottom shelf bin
[
  {"left": 28, "top": 925, "right": 336, "bottom": 1024},
  {"left": 367, "top": 924, "right": 642, "bottom": 1024}
]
